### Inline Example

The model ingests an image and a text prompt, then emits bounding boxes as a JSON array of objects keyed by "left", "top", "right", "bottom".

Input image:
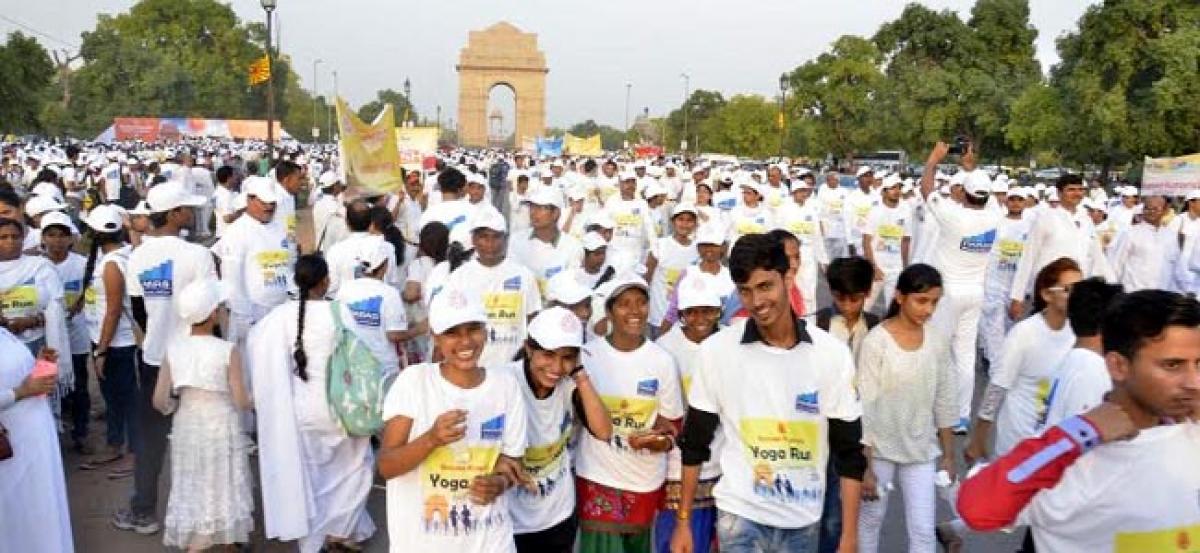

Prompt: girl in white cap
[
  {"left": 152, "top": 278, "right": 253, "bottom": 551},
  {"left": 41, "top": 212, "right": 92, "bottom": 453},
  {"left": 377, "top": 285, "right": 530, "bottom": 553},
  {"left": 507, "top": 306, "right": 612, "bottom": 553}
]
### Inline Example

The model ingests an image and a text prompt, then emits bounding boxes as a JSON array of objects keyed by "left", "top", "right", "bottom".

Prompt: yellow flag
[
  {"left": 336, "top": 97, "right": 404, "bottom": 196},
  {"left": 564, "top": 133, "right": 602, "bottom": 156},
  {"left": 248, "top": 56, "right": 271, "bottom": 85}
]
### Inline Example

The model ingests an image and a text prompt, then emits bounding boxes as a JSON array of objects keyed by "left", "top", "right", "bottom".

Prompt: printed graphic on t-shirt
[
  {"left": 519, "top": 413, "right": 571, "bottom": 499},
  {"left": 418, "top": 417, "right": 506, "bottom": 537},
  {"left": 139, "top": 260, "right": 174, "bottom": 298},
  {"left": 615, "top": 212, "right": 642, "bottom": 238},
  {"left": 600, "top": 395, "right": 657, "bottom": 451},
  {"left": 664, "top": 268, "right": 682, "bottom": 290},
  {"left": 1033, "top": 378, "right": 1054, "bottom": 428},
  {"left": 825, "top": 199, "right": 843, "bottom": 215},
  {"left": 959, "top": 229, "right": 997, "bottom": 253},
  {"left": 739, "top": 418, "right": 824, "bottom": 504},
  {"left": 256, "top": 250, "right": 290, "bottom": 290},
  {"left": 0, "top": 279, "right": 38, "bottom": 315},
  {"left": 537, "top": 266, "right": 564, "bottom": 298},
  {"left": 348, "top": 295, "right": 383, "bottom": 327},
  {"left": 997, "top": 238, "right": 1024, "bottom": 272},
  {"left": 787, "top": 219, "right": 816, "bottom": 237},
  {"left": 482, "top": 291, "right": 522, "bottom": 346},
  {"left": 735, "top": 219, "right": 766, "bottom": 237},
  {"left": 876, "top": 223, "right": 904, "bottom": 253},
  {"left": 63, "top": 279, "right": 82, "bottom": 308},
  {"left": 853, "top": 205, "right": 872, "bottom": 230},
  {"left": 1114, "top": 523, "right": 1200, "bottom": 552}
]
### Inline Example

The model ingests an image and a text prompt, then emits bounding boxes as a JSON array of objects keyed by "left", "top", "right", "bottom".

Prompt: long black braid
[
  {"left": 75, "top": 229, "right": 125, "bottom": 313},
  {"left": 292, "top": 254, "right": 329, "bottom": 382}
]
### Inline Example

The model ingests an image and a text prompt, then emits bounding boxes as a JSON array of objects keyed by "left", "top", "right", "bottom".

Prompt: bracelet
[
  {"left": 676, "top": 509, "right": 691, "bottom": 522},
  {"left": 92, "top": 349, "right": 108, "bottom": 359}
]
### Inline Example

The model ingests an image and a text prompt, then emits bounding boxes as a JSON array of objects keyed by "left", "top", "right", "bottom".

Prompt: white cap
[
  {"left": 30, "top": 182, "right": 64, "bottom": 203},
  {"left": 1185, "top": 190, "right": 1200, "bottom": 202},
  {"left": 147, "top": 181, "right": 206, "bottom": 213},
  {"left": 318, "top": 171, "right": 339, "bottom": 189},
  {"left": 355, "top": 235, "right": 392, "bottom": 272},
  {"left": 546, "top": 270, "right": 592, "bottom": 305},
  {"left": 39, "top": 211, "right": 78, "bottom": 235},
  {"left": 586, "top": 211, "right": 615, "bottom": 230},
  {"left": 527, "top": 306, "right": 583, "bottom": 350},
  {"left": 1034, "top": 182, "right": 1047, "bottom": 191},
  {"left": 598, "top": 274, "right": 649, "bottom": 309},
  {"left": 990, "top": 179, "right": 1010, "bottom": 194},
  {"left": 528, "top": 186, "right": 564, "bottom": 210},
  {"left": 880, "top": 174, "right": 902, "bottom": 189},
  {"left": 677, "top": 274, "right": 723, "bottom": 311},
  {"left": 1120, "top": 186, "right": 1139, "bottom": 197},
  {"left": 469, "top": 205, "right": 508, "bottom": 233},
  {"left": 618, "top": 171, "right": 637, "bottom": 182},
  {"left": 935, "top": 171, "right": 951, "bottom": 182},
  {"left": 949, "top": 171, "right": 967, "bottom": 187},
  {"left": 83, "top": 204, "right": 124, "bottom": 233},
  {"left": 129, "top": 200, "right": 152, "bottom": 216},
  {"left": 642, "top": 181, "right": 667, "bottom": 199},
  {"left": 25, "top": 194, "right": 67, "bottom": 218},
  {"left": 466, "top": 172, "right": 487, "bottom": 187},
  {"left": 175, "top": 279, "right": 229, "bottom": 325},
  {"left": 242, "top": 176, "right": 280, "bottom": 203},
  {"left": 696, "top": 224, "right": 726, "bottom": 246},
  {"left": 582, "top": 231, "right": 608, "bottom": 251},
  {"left": 429, "top": 287, "right": 488, "bottom": 334},
  {"left": 791, "top": 179, "right": 812, "bottom": 190},
  {"left": 671, "top": 202, "right": 698, "bottom": 218},
  {"left": 963, "top": 170, "right": 992, "bottom": 199},
  {"left": 855, "top": 166, "right": 874, "bottom": 178}
]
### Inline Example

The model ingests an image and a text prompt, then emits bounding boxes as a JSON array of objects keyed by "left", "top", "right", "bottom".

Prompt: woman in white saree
[{"left": 247, "top": 254, "right": 376, "bottom": 552}]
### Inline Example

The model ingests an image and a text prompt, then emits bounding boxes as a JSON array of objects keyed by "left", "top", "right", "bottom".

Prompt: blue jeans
[
  {"left": 818, "top": 460, "right": 843, "bottom": 553},
  {"left": 98, "top": 345, "right": 140, "bottom": 450},
  {"left": 716, "top": 510, "right": 818, "bottom": 553}
]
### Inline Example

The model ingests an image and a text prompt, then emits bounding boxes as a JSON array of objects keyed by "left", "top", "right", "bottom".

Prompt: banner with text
[
  {"left": 395, "top": 127, "right": 439, "bottom": 169},
  {"left": 336, "top": 97, "right": 404, "bottom": 196},
  {"left": 536, "top": 136, "right": 564, "bottom": 157},
  {"left": 1143, "top": 153, "right": 1200, "bottom": 196},
  {"left": 564, "top": 133, "right": 603, "bottom": 156}
]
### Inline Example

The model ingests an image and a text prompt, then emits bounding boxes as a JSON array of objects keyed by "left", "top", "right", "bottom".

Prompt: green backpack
[{"left": 326, "top": 301, "right": 385, "bottom": 437}]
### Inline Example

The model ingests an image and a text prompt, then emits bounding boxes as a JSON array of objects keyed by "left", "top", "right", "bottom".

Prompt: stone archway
[{"left": 456, "top": 22, "right": 547, "bottom": 148}]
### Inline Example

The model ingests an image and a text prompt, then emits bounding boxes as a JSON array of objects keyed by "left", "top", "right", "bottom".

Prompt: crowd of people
[{"left": 0, "top": 136, "right": 1196, "bottom": 553}]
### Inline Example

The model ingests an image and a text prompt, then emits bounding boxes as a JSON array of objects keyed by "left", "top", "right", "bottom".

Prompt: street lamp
[
  {"left": 624, "top": 82, "right": 632, "bottom": 150},
  {"left": 312, "top": 58, "right": 322, "bottom": 143},
  {"left": 261, "top": 0, "right": 277, "bottom": 159},
  {"left": 680, "top": 73, "right": 690, "bottom": 154},
  {"left": 329, "top": 69, "right": 338, "bottom": 140},
  {"left": 778, "top": 72, "right": 788, "bottom": 158}
]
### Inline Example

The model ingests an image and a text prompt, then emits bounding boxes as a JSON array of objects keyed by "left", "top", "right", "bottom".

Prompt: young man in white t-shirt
[
  {"left": 958, "top": 290, "right": 1200, "bottom": 553},
  {"left": 861, "top": 175, "right": 911, "bottom": 315},
  {"left": 817, "top": 171, "right": 849, "bottom": 259},
  {"left": 672, "top": 232, "right": 866, "bottom": 553},
  {"left": 114, "top": 180, "right": 215, "bottom": 535},
  {"left": 336, "top": 236, "right": 414, "bottom": 381},
  {"left": 508, "top": 186, "right": 584, "bottom": 302}
]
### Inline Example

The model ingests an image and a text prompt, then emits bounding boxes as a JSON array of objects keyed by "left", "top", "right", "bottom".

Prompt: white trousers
[
  {"left": 858, "top": 459, "right": 937, "bottom": 553},
  {"left": 825, "top": 235, "right": 848, "bottom": 260},
  {"left": 797, "top": 257, "right": 819, "bottom": 317},
  {"left": 977, "top": 294, "right": 1012, "bottom": 371},
  {"left": 931, "top": 285, "right": 984, "bottom": 420},
  {"left": 866, "top": 270, "right": 900, "bottom": 317}
]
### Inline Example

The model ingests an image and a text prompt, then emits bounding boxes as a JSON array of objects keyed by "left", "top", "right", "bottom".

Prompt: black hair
[
  {"left": 1102, "top": 290, "right": 1200, "bottom": 359},
  {"left": 1067, "top": 277, "right": 1124, "bottom": 338},
  {"left": 418, "top": 221, "right": 450, "bottom": 263},
  {"left": 148, "top": 211, "right": 169, "bottom": 228},
  {"left": 583, "top": 159, "right": 597, "bottom": 173},
  {"left": 0, "top": 217, "right": 24, "bottom": 236},
  {"left": 35, "top": 168, "right": 60, "bottom": 185},
  {"left": 150, "top": 175, "right": 168, "bottom": 186},
  {"left": 1056, "top": 173, "right": 1084, "bottom": 191},
  {"left": 767, "top": 228, "right": 799, "bottom": 247},
  {"left": 75, "top": 229, "right": 126, "bottom": 313},
  {"left": 438, "top": 167, "right": 467, "bottom": 195},
  {"left": 275, "top": 160, "right": 302, "bottom": 181},
  {"left": 447, "top": 240, "right": 474, "bottom": 272},
  {"left": 963, "top": 193, "right": 989, "bottom": 207},
  {"left": 826, "top": 256, "right": 874, "bottom": 295},
  {"left": 728, "top": 233, "right": 789, "bottom": 285},
  {"left": 885, "top": 263, "right": 943, "bottom": 319},
  {"left": 369, "top": 206, "right": 406, "bottom": 267},
  {"left": 345, "top": 199, "right": 372, "bottom": 232},
  {"left": 1033, "top": 257, "right": 1081, "bottom": 313},
  {"left": 215, "top": 166, "right": 234, "bottom": 184},
  {"left": 0, "top": 188, "right": 21, "bottom": 212},
  {"left": 292, "top": 254, "right": 329, "bottom": 382}
]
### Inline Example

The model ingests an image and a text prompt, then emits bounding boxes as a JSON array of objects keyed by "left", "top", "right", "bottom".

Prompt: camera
[{"left": 947, "top": 136, "right": 970, "bottom": 155}]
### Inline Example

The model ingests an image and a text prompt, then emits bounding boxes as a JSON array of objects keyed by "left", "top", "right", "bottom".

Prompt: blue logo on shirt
[
  {"left": 64, "top": 279, "right": 81, "bottom": 293},
  {"left": 481, "top": 414, "right": 505, "bottom": 441},
  {"left": 545, "top": 266, "right": 563, "bottom": 280},
  {"left": 959, "top": 229, "right": 997, "bottom": 254},
  {"left": 503, "top": 276, "right": 522, "bottom": 290},
  {"left": 637, "top": 379, "right": 659, "bottom": 397},
  {"left": 347, "top": 296, "right": 382, "bottom": 327},
  {"left": 138, "top": 261, "right": 174, "bottom": 298},
  {"left": 795, "top": 391, "right": 820, "bottom": 414},
  {"left": 717, "top": 198, "right": 737, "bottom": 210},
  {"left": 447, "top": 214, "right": 467, "bottom": 229}
]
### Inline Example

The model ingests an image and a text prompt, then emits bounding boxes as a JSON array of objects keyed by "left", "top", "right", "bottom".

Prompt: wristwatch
[{"left": 92, "top": 349, "right": 108, "bottom": 360}]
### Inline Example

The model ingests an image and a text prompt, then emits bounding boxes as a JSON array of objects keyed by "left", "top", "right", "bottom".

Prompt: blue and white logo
[
  {"left": 503, "top": 276, "right": 522, "bottom": 290},
  {"left": 795, "top": 391, "right": 820, "bottom": 414},
  {"left": 481, "top": 414, "right": 506, "bottom": 441},
  {"left": 139, "top": 260, "right": 174, "bottom": 298},
  {"left": 447, "top": 214, "right": 467, "bottom": 229},
  {"left": 959, "top": 229, "right": 997, "bottom": 254},
  {"left": 347, "top": 296, "right": 383, "bottom": 327},
  {"left": 637, "top": 379, "right": 659, "bottom": 397}
]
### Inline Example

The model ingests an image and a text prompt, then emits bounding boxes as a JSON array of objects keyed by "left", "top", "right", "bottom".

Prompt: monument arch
[{"left": 456, "top": 22, "right": 547, "bottom": 148}]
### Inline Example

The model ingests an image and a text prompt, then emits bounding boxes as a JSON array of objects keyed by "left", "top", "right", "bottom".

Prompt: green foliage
[
  {"left": 566, "top": 119, "right": 626, "bottom": 151},
  {"left": 0, "top": 32, "right": 54, "bottom": 134},
  {"left": 699, "top": 95, "right": 779, "bottom": 158},
  {"left": 357, "top": 89, "right": 415, "bottom": 126},
  {"left": 786, "top": 35, "right": 885, "bottom": 159},
  {"left": 664, "top": 89, "right": 726, "bottom": 153}
]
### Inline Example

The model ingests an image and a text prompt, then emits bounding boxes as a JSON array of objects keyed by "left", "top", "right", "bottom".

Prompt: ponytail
[
  {"left": 291, "top": 254, "right": 329, "bottom": 382},
  {"left": 447, "top": 241, "right": 472, "bottom": 272},
  {"left": 293, "top": 283, "right": 309, "bottom": 381},
  {"left": 76, "top": 232, "right": 103, "bottom": 313}
]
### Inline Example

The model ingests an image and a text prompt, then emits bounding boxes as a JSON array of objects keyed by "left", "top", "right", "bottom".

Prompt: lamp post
[
  {"left": 403, "top": 77, "right": 412, "bottom": 126},
  {"left": 680, "top": 73, "right": 689, "bottom": 155},
  {"left": 261, "top": 0, "right": 277, "bottom": 159},
  {"left": 778, "top": 72, "right": 788, "bottom": 158},
  {"left": 624, "top": 82, "right": 632, "bottom": 150},
  {"left": 312, "top": 58, "right": 322, "bottom": 143}
]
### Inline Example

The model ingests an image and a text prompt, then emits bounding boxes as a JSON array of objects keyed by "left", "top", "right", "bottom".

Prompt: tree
[
  {"left": 786, "top": 35, "right": 885, "bottom": 159},
  {"left": 700, "top": 95, "right": 778, "bottom": 158},
  {"left": 357, "top": 89, "right": 415, "bottom": 125},
  {"left": 664, "top": 89, "right": 726, "bottom": 153},
  {"left": 567, "top": 119, "right": 626, "bottom": 151},
  {"left": 0, "top": 32, "right": 54, "bottom": 134},
  {"left": 1005, "top": 82, "right": 1066, "bottom": 158},
  {"left": 962, "top": 0, "right": 1043, "bottom": 159}
]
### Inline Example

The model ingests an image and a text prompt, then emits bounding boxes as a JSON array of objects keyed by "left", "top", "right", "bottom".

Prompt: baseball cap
[
  {"left": 39, "top": 211, "right": 78, "bottom": 235},
  {"left": 318, "top": 171, "right": 340, "bottom": 189},
  {"left": 428, "top": 287, "right": 488, "bottom": 335},
  {"left": 990, "top": 179, "right": 1010, "bottom": 194},
  {"left": 546, "top": 270, "right": 592, "bottom": 305},
  {"left": 129, "top": 200, "right": 152, "bottom": 216},
  {"left": 25, "top": 194, "right": 67, "bottom": 218},
  {"left": 565, "top": 186, "right": 586, "bottom": 202},
  {"left": 586, "top": 211, "right": 615, "bottom": 230},
  {"left": 355, "top": 235, "right": 392, "bottom": 272},
  {"left": 30, "top": 182, "right": 64, "bottom": 203},
  {"left": 671, "top": 202, "right": 698, "bottom": 218},
  {"left": 1120, "top": 186, "right": 1139, "bottom": 197},
  {"left": 83, "top": 204, "right": 124, "bottom": 233},
  {"left": 466, "top": 172, "right": 487, "bottom": 187},
  {"left": 677, "top": 274, "right": 722, "bottom": 311},
  {"left": 880, "top": 174, "right": 902, "bottom": 189},
  {"left": 176, "top": 279, "right": 229, "bottom": 325},
  {"left": 643, "top": 181, "right": 667, "bottom": 199},
  {"left": 527, "top": 306, "right": 583, "bottom": 350},
  {"left": 696, "top": 224, "right": 726, "bottom": 246},
  {"left": 598, "top": 274, "right": 649, "bottom": 310},
  {"left": 147, "top": 180, "right": 206, "bottom": 213},
  {"left": 528, "top": 186, "right": 564, "bottom": 210},
  {"left": 855, "top": 166, "right": 874, "bottom": 178},
  {"left": 582, "top": 231, "right": 608, "bottom": 251},
  {"left": 243, "top": 176, "right": 280, "bottom": 203},
  {"left": 1185, "top": 190, "right": 1200, "bottom": 202},
  {"left": 469, "top": 205, "right": 508, "bottom": 233},
  {"left": 618, "top": 171, "right": 637, "bottom": 182},
  {"left": 963, "top": 170, "right": 992, "bottom": 199},
  {"left": 791, "top": 179, "right": 812, "bottom": 190}
]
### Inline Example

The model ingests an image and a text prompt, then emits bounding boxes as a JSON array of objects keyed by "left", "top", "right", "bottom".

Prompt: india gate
[{"left": 456, "top": 22, "right": 548, "bottom": 148}]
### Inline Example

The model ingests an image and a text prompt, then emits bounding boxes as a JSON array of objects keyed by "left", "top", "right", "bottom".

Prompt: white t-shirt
[
  {"left": 656, "top": 326, "right": 722, "bottom": 481},
  {"left": 85, "top": 247, "right": 136, "bottom": 349},
  {"left": 688, "top": 319, "right": 861, "bottom": 529},
  {"left": 213, "top": 186, "right": 237, "bottom": 238},
  {"left": 337, "top": 277, "right": 407, "bottom": 378},
  {"left": 0, "top": 255, "right": 63, "bottom": 344},
  {"left": 417, "top": 198, "right": 476, "bottom": 234},
  {"left": 816, "top": 185, "right": 848, "bottom": 239},
  {"left": 1040, "top": 348, "right": 1110, "bottom": 430},
  {"left": 325, "top": 232, "right": 400, "bottom": 294},
  {"left": 508, "top": 231, "right": 584, "bottom": 301},
  {"left": 865, "top": 202, "right": 912, "bottom": 273},
  {"left": 575, "top": 337, "right": 684, "bottom": 493},
  {"left": 501, "top": 361, "right": 577, "bottom": 534},
  {"left": 272, "top": 181, "right": 297, "bottom": 242},
  {"left": 727, "top": 205, "right": 774, "bottom": 246},
  {"left": 776, "top": 201, "right": 829, "bottom": 266},
  {"left": 843, "top": 188, "right": 878, "bottom": 246},
  {"left": 984, "top": 216, "right": 1032, "bottom": 298},
  {"left": 444, "top": 259, "right": 542, "bottom": 368},
  {"left": 210, "top": 216, "right": 294, "bottom": 321},
  {"left": 648, "top": 237, "right": 699, "bottom": 327},
  {"left": 603, "top": 197, "right": 656, "bottom": 273},
  {"left": 925, "top": 194, "right": 1002, "bottom": 287},
  {"left": 53, "top": 252, "right": 91, "bottom": 354},
  {"left": 1018, "top": 421, "right": 1200, "bottom": 553},
  {"left": 992, "top": 313, "right": 1075, "bottom": 456},
  {"left": 126, "top": 235, "right": 217, "bottom": 365},
  {"left": 381, "top": 362, "right": 527, "bottom": 553}
]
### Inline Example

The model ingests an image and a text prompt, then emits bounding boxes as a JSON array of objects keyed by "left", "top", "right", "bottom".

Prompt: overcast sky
[{"left": 5, "top": 0, "right": 1098, "bottom": 130}]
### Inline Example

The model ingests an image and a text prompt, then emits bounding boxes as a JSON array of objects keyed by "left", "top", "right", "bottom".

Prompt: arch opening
[{"left": 487, "top": 83, "right": 516, "bottom": 149}]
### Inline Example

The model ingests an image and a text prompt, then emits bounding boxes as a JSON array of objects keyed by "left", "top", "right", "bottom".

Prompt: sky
[{"left": 4, "top": 0, "right": 1099, "bottom": 131}]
